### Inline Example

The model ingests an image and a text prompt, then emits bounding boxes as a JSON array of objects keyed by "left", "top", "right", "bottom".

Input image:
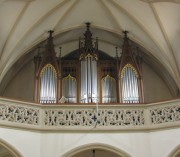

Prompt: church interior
[{"left": 0, "top": 0, "right": 180, "bottom": 157}]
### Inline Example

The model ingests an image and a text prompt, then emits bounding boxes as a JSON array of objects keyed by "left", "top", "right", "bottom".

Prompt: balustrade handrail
[{"left": 0, "top": 97, "right": 180, "bottom": 131}]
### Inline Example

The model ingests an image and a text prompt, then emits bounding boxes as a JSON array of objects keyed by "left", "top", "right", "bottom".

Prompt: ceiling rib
[
  {"left": 109, "top": 0, "right": 171, "bottom": 62},
  {"left": 98, "top": 0, "right": 123, "bottom": 32},
  {"left": 150, "top": 3, "right": 180, "bottom": 82},
  {"left": 0, "top": 0, "right": 70, "bottom": 75},
  {"left": 109, "top": 0, "right": 180, "bottom": 86},
  {"left": 0, "top": 1, "right": 30, "bottom": 60},
  {"left": 54, "top": 0, "right": 80, "bottom": 30}
]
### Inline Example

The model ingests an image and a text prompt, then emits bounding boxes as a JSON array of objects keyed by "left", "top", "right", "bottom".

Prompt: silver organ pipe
[
  {"left": 40, "top": 64, "right": 57, "bottom": 103},
  {"left": 92, "top": 59, "right": 97, "bottom": 102},
  {"left": 62, "top": 75, "right": 77, "bottom": 103},
  {"left": 40, "top": 72, "right": 43, "bottom": 103},
  {"left": 129, "top": 67, "right": 132, "bottom": 103},
  {"left": 102, "top": 75, "right": 116, "bottom": 103},
  {"left": 81, "top": 55, "right": 98, "bottom": 103},
  {"left": 46, "top": 67, "right": 49, "bottom": 102},
  {"left": 48, "top": 67, "right": 50, "bottom": 102},
  {"left": 132, "top": 70, "right": 134, "bottom": 99},
  {"left": 122, "top": 65, "right": 139, "bottom": 103},
  {"left": 45, "top": 67, "right": 48, "bottom": 101}
]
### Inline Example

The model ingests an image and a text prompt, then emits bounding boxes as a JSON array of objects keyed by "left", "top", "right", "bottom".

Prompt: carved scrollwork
[
  {"left": 0, "top": 104, "right": 39, "bottom": 125},
  {"left": 44, "top": 109, "right": 145, "bottom": 126},
  {"left": 0, "top": 98, "right": 180, "bottom": 130},
  {"left": 150, "top": 105, "right": 180, "bottom": 124}
]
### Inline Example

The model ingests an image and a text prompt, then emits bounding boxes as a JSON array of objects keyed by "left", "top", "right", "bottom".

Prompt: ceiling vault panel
[
  {"left": 0, "top": 0, "right": 179, "bottom": 91},
  {"left": 54, "top": 0, "right": 80, "bottom": 30},
  {"left": 99, "top": 0, "right": 123, "bottom": 32},
  {"left": 150, "top": 3, "right": 180, "bottom": 78},
  {"left": 0, "top": 0, "right": 71, "bottom": 76},
  {"left": 0, "top": 2, "right": 30, "bottom": 60},
  {"left": 110, "top": 0, "right": 170, "bottom": 61}
]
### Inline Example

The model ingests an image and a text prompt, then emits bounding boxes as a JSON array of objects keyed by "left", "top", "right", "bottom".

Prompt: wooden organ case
[{"left": 34, "top": 24, "right": 143, "bottom": 104}]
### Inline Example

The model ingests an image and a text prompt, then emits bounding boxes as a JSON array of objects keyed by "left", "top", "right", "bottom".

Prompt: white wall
[
  {"left": 0, "top": 128, "right": 41, "bottom": 157},
  {"left": 143, "top": 63, "right": 173, "bottom": 102},
  {"left": 0, "top": 127, "right": 180, "bottom": 157},
  {"left": 149, "top": 129, "right": 180, "bottom": 157}
]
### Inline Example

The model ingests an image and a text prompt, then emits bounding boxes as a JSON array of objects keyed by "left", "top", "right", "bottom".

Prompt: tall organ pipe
[
  {"left": 122, "top": 66, "right": 139, "bottom": 103},
  {"left": 81, "top": 56, "right": 98, "bottom": 103},
  {"left": 40, "top": 65, "right": 57, "bottom": 103}
]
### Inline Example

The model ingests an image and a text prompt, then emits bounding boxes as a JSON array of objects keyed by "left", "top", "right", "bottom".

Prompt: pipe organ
[
  {"left": 39, "top": 64, "right": 57, "bottom": 103},
  {"left": 62, "top": 74, "right": 77, "bottom": 103},
  {"left": 119, "top": 31, "right": 143, "bottom": 103},
  {"left": 80, "top": 55, "right": 98, "bottom": 103},
  {"left": 121, "top": 64, "right": 139, "bottom": 103},
  {"left": 79, "top": 22, "right": 98, "bottom": 103},
  {"left": 34, "top": 25, "right": 143, "bottom": 104},
  {"left": 102, "top": 75, "right": 117, "bottom": 103},
  {"left": 34, "top": 31, "right": 60, "bottom": 103}
]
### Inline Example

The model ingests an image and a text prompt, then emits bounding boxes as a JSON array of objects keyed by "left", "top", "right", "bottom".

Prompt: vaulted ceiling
[{"left": 0, "top": 0, "right": 180, "bottom": 92}]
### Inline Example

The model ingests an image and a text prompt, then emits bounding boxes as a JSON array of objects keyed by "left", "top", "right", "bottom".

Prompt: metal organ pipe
[
  {"left": 102, "top": 75, "right": 116, "bottom": 103},
  {"left": 126, "top": 68, "right": 131, "bottom": 103},
  {"left": 62, "top": 75, "right": 77, "bottom": 103},
  {"left": 49, "top": 67, "right": 52, "bottom": 103},
  {"left": 40, "top": 65, "right": 57, "bottom": 104},
  {"left": 128, "top": 68, "right": 132, "bottom": 103},
  {"left": 122, "top": 66, "right": 139, "bottom": 103},
  {"left": 81, "top": 55, "right": 98, "bottom": 103},
  {"left": 45, "top": 67, "right": 48, "bottom": 103},
  {"left": 132, "top": 69, "right": 135, "bottom": 102}
]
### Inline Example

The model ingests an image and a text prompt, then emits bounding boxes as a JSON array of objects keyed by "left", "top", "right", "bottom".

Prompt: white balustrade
[{"left": 0, "top": 97, "right": 179, "bottom": 131}]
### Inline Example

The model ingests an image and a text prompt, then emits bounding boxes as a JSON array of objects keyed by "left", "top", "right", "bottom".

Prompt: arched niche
[
  {"left": 0, "top": 139, "right": 23, "bottom": 157},
  {"left": 61, "top": 143, "right": 131, "bottom": 157}
]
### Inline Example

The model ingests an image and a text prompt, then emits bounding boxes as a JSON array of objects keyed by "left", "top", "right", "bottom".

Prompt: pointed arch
[
  {"left": 102, "top": 74, "right": 117, "bottom": 103},
  {"left": 39, "top": 64, "right": 57, "bottom": 103},
  {"left": 120, "top": 64, "right": 139, "bottom": 78},
  {"left": 0, "top": 138, "right": 23, "bottom": 157},
  {"left": 62, "top": 74, "right": 77, "bottom": 103},
  {"left": 120, "top": 63, "right": 140, "bottom": 103},
  {"left": 118, "top": 32, "right": 144, "bottom": 103}
]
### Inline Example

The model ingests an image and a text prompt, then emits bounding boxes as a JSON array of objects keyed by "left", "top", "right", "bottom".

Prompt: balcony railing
[{"left": 0, "top": 97, "right": 180, "bottom": 131}]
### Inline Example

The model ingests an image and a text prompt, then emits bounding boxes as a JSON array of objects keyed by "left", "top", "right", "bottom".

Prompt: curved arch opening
[
  {"left": 61, "top": 143, "right": 131, "bottom": 157},
  {"left": 0, "top": 139, "right": 23, "bottom": 157},
  {"left": 168, "top": 144, "right": 180, "bottom": 157}
]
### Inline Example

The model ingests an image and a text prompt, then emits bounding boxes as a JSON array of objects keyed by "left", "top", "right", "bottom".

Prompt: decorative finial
[
  {"left": 115, "top": 46, "right": 118, "bottom": 55},
  {"left": 123, "top": 30, "right": 129, "bottom": 38},
  {"left": 85, "top": 22, "right": 91, "bottom": 30},
  {"left": 48, "top": 30, "right": 54, "bottom": 38},
  {"left": 84, "top": 22, "right": 93, "bottom": 49},
  {"left": 96, "top": 37, "right": 98, "bottom": 49},
  {"left": 59, "top": 46, "right": 62, "bottom": 58}
]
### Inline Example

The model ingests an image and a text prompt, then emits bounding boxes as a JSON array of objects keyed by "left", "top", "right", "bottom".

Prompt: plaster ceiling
[{"left": 0, "top": 0, "right": 180, "bottom": 90}]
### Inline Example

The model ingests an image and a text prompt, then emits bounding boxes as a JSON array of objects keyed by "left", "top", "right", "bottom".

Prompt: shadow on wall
[{"left": 61, "top": 143, "right": 131, "bottom": 157}]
